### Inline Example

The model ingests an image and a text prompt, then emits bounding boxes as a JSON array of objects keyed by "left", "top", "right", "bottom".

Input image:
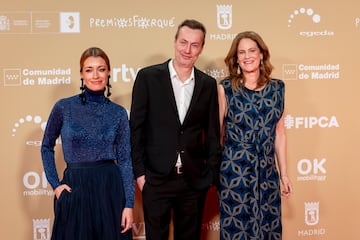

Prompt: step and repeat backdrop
[{"left": 1, "top": 0, "right": 359, "bottom": 239}]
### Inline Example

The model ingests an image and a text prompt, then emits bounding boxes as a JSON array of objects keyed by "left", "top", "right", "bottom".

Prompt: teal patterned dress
[{"left": 218, "top": 78, "right": 285, "bottom": 240}]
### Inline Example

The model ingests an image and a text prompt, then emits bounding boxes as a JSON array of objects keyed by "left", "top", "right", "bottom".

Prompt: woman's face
[
  {"left": 80, "top": 56, "right": 109, "bottom": 92},
  {"left": 237, "top": 38, "right": 263, "bottom": 74}
]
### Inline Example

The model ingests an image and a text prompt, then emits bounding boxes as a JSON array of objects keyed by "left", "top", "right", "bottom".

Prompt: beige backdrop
[{"left": 1, "top": 0, "right": 359, "bottom": 239}]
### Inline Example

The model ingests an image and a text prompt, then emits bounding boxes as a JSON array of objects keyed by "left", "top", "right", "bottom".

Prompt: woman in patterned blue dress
[{"left": 218, "top": 31, "right": 293, "bottom": 240}]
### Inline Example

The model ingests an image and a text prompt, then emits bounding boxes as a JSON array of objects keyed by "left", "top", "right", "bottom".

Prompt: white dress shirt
[{"left": 168, "top": 59, "right": 195, "bottom": 168}]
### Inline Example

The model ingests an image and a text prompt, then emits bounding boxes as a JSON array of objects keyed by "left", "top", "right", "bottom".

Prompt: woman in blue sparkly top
[{"left": 41, "top": 47, "right": 134, "bottom": 240}]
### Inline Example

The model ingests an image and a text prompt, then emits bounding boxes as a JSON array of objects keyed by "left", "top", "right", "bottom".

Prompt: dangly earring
[
  {"left": 237, "top": 65, "right": 241, "bottom": 75},
  {"left": 80, "top": 78, "right": 86, "bottom": 104},
  {"left": 106, "top": 75, "right": 112, "bottom": 101},
  {"left": 260, "top": 59, "right": 263, "bottom": 65}
]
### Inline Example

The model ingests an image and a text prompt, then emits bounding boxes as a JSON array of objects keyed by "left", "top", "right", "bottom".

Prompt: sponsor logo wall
[{"left": 1, "top": 0, "right": 358, "bottom": 239}]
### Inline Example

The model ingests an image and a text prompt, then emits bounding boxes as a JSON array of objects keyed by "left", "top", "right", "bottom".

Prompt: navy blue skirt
[{"left": 52, "top": 160, "right": 132, "bottom": 240}]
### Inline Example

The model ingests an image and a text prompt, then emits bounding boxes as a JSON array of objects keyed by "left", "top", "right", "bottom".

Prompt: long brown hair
[{"left": 224, "top": 31, "right": 273, "bottom": 91}]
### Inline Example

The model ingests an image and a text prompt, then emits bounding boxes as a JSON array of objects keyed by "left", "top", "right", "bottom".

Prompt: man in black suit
[{"left": 130, "top": 19, "right": 221, "bottom": 240}]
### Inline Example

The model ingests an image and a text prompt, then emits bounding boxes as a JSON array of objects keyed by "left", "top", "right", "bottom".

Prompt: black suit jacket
[{"left": 130, "top": 60, "right": 221, "bottom": 190}]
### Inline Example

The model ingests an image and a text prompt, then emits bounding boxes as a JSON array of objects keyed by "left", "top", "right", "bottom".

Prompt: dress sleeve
[
  {"left": 41, "top": 101, "right": 63, "bottom": 190},
  {"left": 115, "top": 108, "right": 135, "bottom": 208}
]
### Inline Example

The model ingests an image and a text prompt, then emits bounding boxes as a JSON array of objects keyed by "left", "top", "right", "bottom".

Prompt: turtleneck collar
[{"left": 84, "top": 86, "right": 107, "bottom": 103}]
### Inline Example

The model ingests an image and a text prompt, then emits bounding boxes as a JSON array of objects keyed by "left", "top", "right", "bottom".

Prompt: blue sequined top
[{"left": 41, "top": 88, "right": 134, "bottom": 208}]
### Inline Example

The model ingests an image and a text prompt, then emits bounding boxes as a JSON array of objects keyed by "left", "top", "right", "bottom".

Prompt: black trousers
[{"left": 142, "top": 174, "right": 208, "bottom": 240}]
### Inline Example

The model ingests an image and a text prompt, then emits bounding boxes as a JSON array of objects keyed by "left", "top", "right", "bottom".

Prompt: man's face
[{"left": 173, "top": 26, "right": 204, "bottom": 69}]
